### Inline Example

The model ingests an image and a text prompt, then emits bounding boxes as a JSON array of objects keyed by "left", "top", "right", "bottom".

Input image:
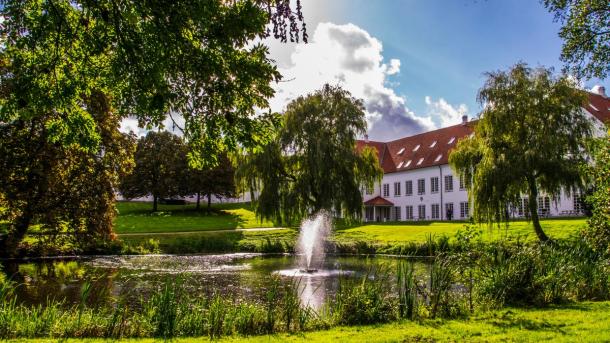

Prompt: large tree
[
  {"left": 583, "top": 127, "right": 610, "bottom": 254},
  {"left": 188, "top": 154, "right": 237, "bottom": 212},
  {"left": 544, "top": 0, "right": 610, "bottom": 79},
  {"left": 0, "top": 1, "right": 306, "bottom": 254},
  {"left": 449, "top": 63, "right": 592, "bottom": 242},
  {"left": 120, "top": 131, "right": 189, "bottom": 212},
  {"left": 0, "top": 1, "right": 306, "bottom": 166},
  {"left": 238, "top": 85, "right": 383, "bottom": 224},
  {"left": 0, "top": 92, "right": 135, "bottom": 257}
]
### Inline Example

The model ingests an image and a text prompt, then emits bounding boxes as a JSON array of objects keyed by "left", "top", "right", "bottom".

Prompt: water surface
[{"left": 1, "top": 254, "right": 429, "bottom": 309}]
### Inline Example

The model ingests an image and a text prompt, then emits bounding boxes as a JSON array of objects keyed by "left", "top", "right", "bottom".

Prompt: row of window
[
  {"left": 514, "top": 195, "right": 585, "bottom": 215},
  {"left": 393, "top": 202, "right": 469, "bottom": 220},
  {"left": 376, "top": 175, "right": 466, "bottom": 197}
]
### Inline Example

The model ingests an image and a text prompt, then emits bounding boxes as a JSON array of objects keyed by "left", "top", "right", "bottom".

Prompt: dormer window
[
  {"left": 469, "top": 133, "right": 475, "bottom": 138},
  {"left": 590, "top": 103, "right": 599, "bottom": 111},
  {"left": 429, "top": 141, "right": 437, "bottom": 148},
  {"left": 397, "top": 147, "right": 405, "bottom": 155},
  {"left": 397, "top": 161, "right": 404, "bottom": 168},
  {"left": 434, "top": 154, "right": 442, "bottom": 162},
  {"left": 405, "top": 160, "right": 412, "bottom": 167},
  {"left": 413, "top": 144, "right": 420, "bottom": 152},
  {"left": 448, "top": 137, "right": 455, "bottom": 144},
  {"left": 417, "top": 157, "right": 424, "bottom": 166}
]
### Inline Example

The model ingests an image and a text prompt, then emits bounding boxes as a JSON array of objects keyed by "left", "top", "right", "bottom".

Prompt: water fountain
[{"left": 296, "top": 210, "right": 331, "bottom": 273}]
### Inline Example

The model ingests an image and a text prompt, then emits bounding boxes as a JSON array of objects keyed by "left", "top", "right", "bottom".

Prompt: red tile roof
[
  {"left": 585, "top": 92, "right": 610, "bottom": 124},
  {"left": 363, "top": 196, "right": 394, "bottom": 206},
  {"left": 359, "top": 91, "right": 610, "bottom": 175},
  {"left": 357, "top": 121, "right": 476, "bottom": 174}
]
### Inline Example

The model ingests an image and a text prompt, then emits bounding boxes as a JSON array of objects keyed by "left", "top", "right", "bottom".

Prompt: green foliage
[
  {"left": 238, "top": 84, "right": 383, "bottom": 224},
  {"left": 119, "top": 131, "right": 189, "bottom": 211},
  {"left": 544, "top": 0, "right": 610, "bottom": 79},
  {"left": 187, "top": 153, "right": 237, "bottom": 211},
  {"left": 329, "top": 268, "right": 396, "bottom": 325},
  {"left": 0, "top": 0, "right": 306, "bottom": 168},
  {"left": 449, "top": 63, "right": 592, "bottom": 242},
  {"left": 396, "top": 261, "right": 418, "bottom": 320},
  {"left": 476, "top": 239, "right": 610, "bottom": 307},
  {"left": 0, "top": 92, "right": 136, "bottom": 257},
  {"left": 583, "top": 129, "right": 610, "bottom": 254}
]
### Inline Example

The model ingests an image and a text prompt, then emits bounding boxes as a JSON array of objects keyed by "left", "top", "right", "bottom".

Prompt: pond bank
[{"left": 5, "top": 301, "right": 610, "bottom": 342}]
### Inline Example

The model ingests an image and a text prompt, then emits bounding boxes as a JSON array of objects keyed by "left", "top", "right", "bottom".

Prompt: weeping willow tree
[
  {"left": 449, "top": 63, "right": 592, "bottom": 242},
  {"left": 237, "top": 85, "right": 383, "bottom": 224}
]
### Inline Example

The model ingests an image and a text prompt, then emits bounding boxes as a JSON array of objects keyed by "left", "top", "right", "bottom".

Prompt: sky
[
  {"left": 121, "top": 0, "right": 608, "bottom": 142},
  {"left": 260, "top": 0, "right": 607, "bottom": 141}
]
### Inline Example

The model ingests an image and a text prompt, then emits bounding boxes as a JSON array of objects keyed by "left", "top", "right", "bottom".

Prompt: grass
[
  {"left": 118, "top": 214, "right": 587, "bottom": 255},
  {"left": 8, "top": 301, "right": 610, "bottom": 342},
  {"left": 333, "top": 218, "right": 587, "bottom": 245},
  {"left": 114, "top": 201, "right": 278, "bottom": 234},
  {"left": 120, "top": 228, "right": 298, "bottom": 254}
]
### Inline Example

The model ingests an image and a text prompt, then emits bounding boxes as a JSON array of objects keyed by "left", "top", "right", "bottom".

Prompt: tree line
[{"left": 119, "top": 131, "right": 236, "bottom": 213}]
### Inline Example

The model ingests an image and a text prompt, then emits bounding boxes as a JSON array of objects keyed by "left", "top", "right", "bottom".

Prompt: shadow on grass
[
  {"left": 115, "top": 201, "right": 281, "bottom": 231},
  {"left": 488, "top": 312, "right": 566, "bottom": 333}
]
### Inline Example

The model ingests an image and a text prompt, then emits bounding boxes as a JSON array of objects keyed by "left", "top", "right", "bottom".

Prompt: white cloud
[
  {"left": 270, "top": 22, "right": 435, "bottom": 141},
  {"left": 119, "top": 113, "right": 184, "bottom": 137},
  {"left": 386, "top": 59, "right": 401, "bottom": 75},
  {"left": 424, "top": 96, "right": 469, "bottom": 128},
  {"left": 119, "top": 117, "right": 144, "bottom": 137}
]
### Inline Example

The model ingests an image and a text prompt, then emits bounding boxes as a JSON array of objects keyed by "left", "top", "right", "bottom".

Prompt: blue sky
[{"left": 265, "top": 0, "right": 607, "bottom": 141}]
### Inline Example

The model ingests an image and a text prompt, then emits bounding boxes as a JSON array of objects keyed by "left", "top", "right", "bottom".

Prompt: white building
[{"left": 358, "top": 89, "right": 610, "bottom": 222}]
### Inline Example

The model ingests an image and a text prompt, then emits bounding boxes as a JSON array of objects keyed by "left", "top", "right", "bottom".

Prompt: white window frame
[
  {"left": 460, "top": 201, "right": 469, "bottom": 218},
  {"left": 444, "top": 175, "right": 453, "bottom": 192},
  {"left": 383, "top": 183, "right": 390, "bottom": 197},
  {"left": 405, "top": 180, "right": 413, "bottom": 196},
  {"left": 417, "top": 179, "right": 426, "bottom": 195},
  {"left": 394, "top": 206, "right": 402, "bottom": 220},
  {"left": 394, "top": 182, "right": 401, "bottom": 197},
  {"left": 418, "top": 204, "right": 426, "bottom": 220},
  {"left": 431, "top": 203, "right": 440, "bottom": 219},
  {"left": 431, "top": 177, "right": 439, "bottom": 194},
  {"left": 405, "top": 206, "right": 414, "bottom": 220}
]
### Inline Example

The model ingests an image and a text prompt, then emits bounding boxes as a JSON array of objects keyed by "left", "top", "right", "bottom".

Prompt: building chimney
[
  {"left": 461, "top": 115, "right": 468, "bottom": 125},
  {"left": 592, "top": 85, "right": 607, "bottom": 98},
  {"left": 364, "top": 134, "right": 369, "bottom": 143}
]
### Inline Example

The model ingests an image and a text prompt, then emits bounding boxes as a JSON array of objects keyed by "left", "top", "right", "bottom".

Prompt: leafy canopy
[
  {"left": 119, "top": 131, "right": 189, "bottom": 211},
  {"left": 449, "top": 63, "right": 592, "bottom": 241},
  {"left": 238, "top": 85, "right": 383, "bottom": 224},
  {"left": 0, "top": 0, "right": 306, "bottom": 168},
  {"left": 544, "top": 0, "right": 610, "bottom": 79},
  {"left": 0, "top": 92, "right": 135, "bottom": 256},
  {"left": 583, "top": 127, "right": 610, "bottom": 254}
]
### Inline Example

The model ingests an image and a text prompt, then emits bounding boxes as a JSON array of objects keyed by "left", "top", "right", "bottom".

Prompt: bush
[
  {"left": 329, "top": 269, "right": 396, "bottom": 325},
  {"left": 475, "top": 240, "right": 610, "bottom": 307}
]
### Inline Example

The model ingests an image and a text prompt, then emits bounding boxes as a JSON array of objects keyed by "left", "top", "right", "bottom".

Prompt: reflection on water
[{"left": 0, "top": 254, "right": 428, "bottom": 310}]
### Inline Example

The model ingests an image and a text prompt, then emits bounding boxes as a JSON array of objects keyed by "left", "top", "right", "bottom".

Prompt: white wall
[{"left": 364, "top": 164, "right": 585, "bottom": 222}]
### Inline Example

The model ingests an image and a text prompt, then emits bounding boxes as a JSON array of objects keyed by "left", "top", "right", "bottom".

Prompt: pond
[{"left": 1, "top": 254, "right": 430, "bottom": 310}]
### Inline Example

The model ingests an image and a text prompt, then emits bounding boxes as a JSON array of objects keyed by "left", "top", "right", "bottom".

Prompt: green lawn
[
  {"left": 11, "top": 301, "right": 610, "bottom": 342},
  {"left": 114, "top": 201, "right": 278, "bottom": 234},
  {"left": 334, "top": 218, "right": 587, "bottom": 244}
]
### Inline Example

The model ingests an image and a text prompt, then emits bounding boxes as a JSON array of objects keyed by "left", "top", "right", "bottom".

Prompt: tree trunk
[
  {"left": 196, "top": 192, "right": 201, "bottom": 210},
  {"left": 207, "top": 193, "right": 212, "bottom": 214},
  {"left": 527, "top": 177, "right": 550, "bottom": 242},
  {"left": 153, "top": 195, "right": 158, "bottom": 212},
  {"left": 0, "top": 210, "right": 32, "bottom": 258}
]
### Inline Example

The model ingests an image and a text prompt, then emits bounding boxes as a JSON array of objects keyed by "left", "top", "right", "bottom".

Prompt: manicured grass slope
[
  {"left": 13, "top": 302, "right": 610, "bottom": 342},
  {"left": 114, "top": 201, "right": 277, "bottom": 233},
  {"left": 334, "top": 218, "right": 587, "bottom": 244}
]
